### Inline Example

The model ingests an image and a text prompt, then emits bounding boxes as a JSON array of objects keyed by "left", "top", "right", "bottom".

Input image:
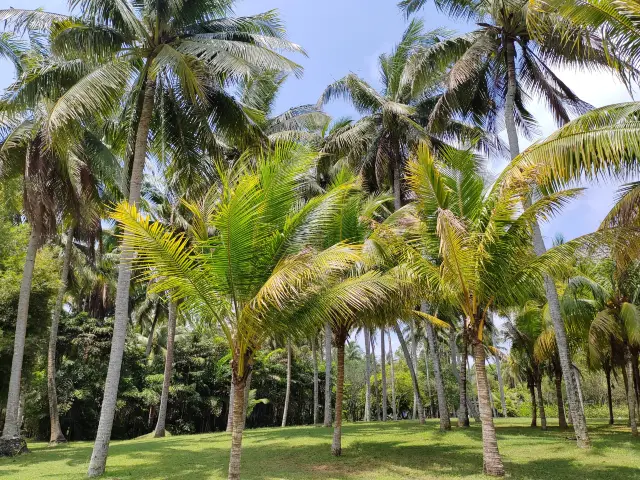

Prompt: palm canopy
[
  {"left": 111, "top": 142, "right": 402, "bottom": 377},
  {"left": 318, "top": 19, "right": 503, "bottom": 203},
  {"left": 399, "top": 0, "right": 615, "bottom": 133},
  {"left": 0, "top": 0, "right": 305, "bottom": 162}
]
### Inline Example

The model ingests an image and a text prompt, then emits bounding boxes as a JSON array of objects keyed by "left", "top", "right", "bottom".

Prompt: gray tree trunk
[
  {"left": 154, "top": 301, "right": 177, "bottom": 437},
  {"left": 624, "top": 345, "right": 638, "bottom": 435},
  {"left": 227, "top": 372, "right": 248, "bottom": 480},
  {"left": 426, "top": 319, "right": 451, "bottom": 431},
  {"left": 458, "top": 326, "right": 470, "bottom": 426},
  {"left": 536, "top": 374, "right": 547, "bottom": 431},
  {"left": 380, "top": 328, "right": 387, "bottom": 421},
  {"left": 468, "top": 357, "right": 481, "bottom": 422},
  {"left": 411, "top": 321, "right": 418, "bottom": 419},
  {"left": 48, "top": 226, "right": 73, "bottom": 444},
  {"left": 88, "top": 78, "right": 156, "bottom": 477},
  {"left": 332, "top": 334, "right": 346, "bottom": 456},
  {"left": 144, "top": 303, "right": 159, "bottom": 358},
  {"left": 371, "top": 332, "right": 381, "bottom": 421},
  {"left": 492, "top": 330, "right": 508, "bottom": 418},
  {"left": 281, "top": 339, "right": 292, "bottom": 427},
  {"left": 2, "top": 224, "right": 41, "bottom": 440},
  {"left": 226, "top": 378, "right": 235, "bottom": 433},
  {"left": 364, "top": 327, "right": 371, "bottom": 421},
  {"left": 312, "top": 336, "right": 319, "bottom": 425},
  {"left": 393, "top": 322, "right": 425, "bottom": 423},
  {"left": 503, "top": 39, "right": 589, "bottom": 448},
  {"left": 473, "top": 340, "right": 504, "bottom": 476},
  {"left": 423, "top": 339, "right": 434, "bottom": 417},
  {"left": 323, "top": 323, "right": 333, "bottom": 427},
  {"left": 388, "top": 330, "right": 397, "bottom": 420}
]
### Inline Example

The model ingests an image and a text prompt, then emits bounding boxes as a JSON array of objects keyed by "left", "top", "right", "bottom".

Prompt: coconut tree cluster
[{"left": 2, "top": 0, "right": 640, "bottom": 478}]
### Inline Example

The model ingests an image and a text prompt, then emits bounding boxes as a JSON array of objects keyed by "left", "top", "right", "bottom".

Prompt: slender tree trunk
[
  {"left": 282, "top": 339, "right": 292, "bottom": 427},
  {"left": 364, "top": 328, "right": 371, "bottom": 422},
  {"left": 145, "top": 304, "right": 159, "bottom": 358},
  {"left": 226, "top": 378, "right": 235, "bottom": 433},
  {"left": 536, "top": 374, "right": 547, "bottom": 431},
  {"left": 529, "top": 378, "right": 537, "bottom": 428},
  {"left": 227, "top": 370, "right": 249, "bottom": 480},
  {"left": 381, "top": 328, "right": 387, "bottom": 421},
  {"left": 388, "top": 330, "right": 397, "bottom": 420},
  {"left": 458, "top": 328, "right": 470, "bottom": 426},
  {"left": 324, "top": 323, "right": 333, "bottom": 427},
  {"left": 472, "top": 339, "right": 505, "bottom": 476},
  {"left": 492, "top": 330, "right": 507, "bottom": 418},
  {"left": 605, "top": 366, "right": 614, "bottom": 426},
  {"left": 88, "top": 77, "right": 156, "bottom": 477},
  {"left": 554, "top": 359, "right": 568, "bottom": 428},
  {"left": 624, "top": 344, "right": 638, "bottom": 436},
  {"left": 332, "top": 332, "right": 346, "bottom": 456},
  {"left": 242, "top": 371, "right": 252, "bottom": 424},
  {"left": 154, "top": 301, "right": 177, "bottom": 438},
  {"left": 312, "top": 336, "right": 319, "bottom": 425},
  {"left": 393, "top": 322, "right": 425, "bottom": 423},
  {"left": 424, "top": 339, "right": 435, "bottom": 417},
  {"left": 468, "top": 357, "right": 481, "bottom": 422},
  {"left": 503, "top": 38, "right": 589, "bottom": 448},
  {"left": 411, "top": 321, "right": 418, "bottom": 419},
  {"left": 371, "top": 332, "right": 381, "bottom": 421},
  {"left": 48, "top": 226, "right": 73, "bottom": 445},
  {"left": 2, "top": 224, "right": 41, "bottom": 442},
  {"left": 425, "top": 320, "right": 450, "bottom": 431}
]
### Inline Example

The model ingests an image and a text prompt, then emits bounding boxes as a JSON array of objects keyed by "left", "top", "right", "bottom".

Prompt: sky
[{"left": 0, "top": 0, "right": 636, "bottom": 355}]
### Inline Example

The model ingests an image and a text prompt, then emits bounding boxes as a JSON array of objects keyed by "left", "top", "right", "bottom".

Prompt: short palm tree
[
  {"left": 385, "top": 144, "right": 600, "bottom": 476},
  {"left": 112, "top": 143, "right": 395, "bottom": 479},
  {"left": 1, "top": 1, "right": 305, "bottom": 472}
]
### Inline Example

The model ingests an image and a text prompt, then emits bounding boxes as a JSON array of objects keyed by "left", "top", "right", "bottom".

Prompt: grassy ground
[{"left": 1, "top": 418, "right": 639, "bottom": 479}]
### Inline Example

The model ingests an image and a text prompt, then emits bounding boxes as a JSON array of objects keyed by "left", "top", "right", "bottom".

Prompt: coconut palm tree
[
  {"left": 318, "top": 19, "right": 502, "bottom": 210},
  {"left": 388, "top": 330, "right": 398, "bottom": 420},
  {"left": 0, "top": 2, "right": 304, "bottom": 471},
  {"left": 323, "top": 322, "right": 333, "bottom": 427},
  {"left": 383, "top": 143, "right": 609, "bottom": 476},
  {"left": 399, "top": 0, "right": 630, "bottom": 447},
  {"left": 281, "top": 338, "right": 293, "bottom": 427}
]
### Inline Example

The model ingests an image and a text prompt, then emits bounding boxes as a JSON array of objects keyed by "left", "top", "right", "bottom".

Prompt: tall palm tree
[
  {"left": 323, "top": 322, "right": 333, "bottom": 427},
  {"left": 1, "top": 2, "right": 303, "bottom": 471},
  {"left": 423, "top": 304, "right": 451, "bottom": 430},
  {"left": 399, "top": 0, "right": 628, "bottom": 448},
  {"left": 385, "top": 144, "right": 603, "bottom": 476},
  {"left": 380, "top": 327, "right": 388, "bottom": 420},
  {"left": 388, "top": 329, "right": 398, "bottom": 420},
  {"left": 318, "top": 19, "right": 501, "bottom": 209},
  {"left": 364, "top": 327, "right": 372, "bottom": 421},
  {"left": 281, "top": 338, "right": 292, "bottom": 427}
]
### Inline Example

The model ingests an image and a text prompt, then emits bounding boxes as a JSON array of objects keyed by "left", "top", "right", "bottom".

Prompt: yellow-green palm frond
[{"left": 620, "top": 302, "right": 640, "bottom": 345}]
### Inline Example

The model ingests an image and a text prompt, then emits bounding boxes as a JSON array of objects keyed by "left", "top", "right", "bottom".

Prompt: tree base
[
  {"left": 48, "top": 438, "right": 68, "bottom": 447},
  {"left": 0, "top": 437, "right": 29, "bottom": 457}
]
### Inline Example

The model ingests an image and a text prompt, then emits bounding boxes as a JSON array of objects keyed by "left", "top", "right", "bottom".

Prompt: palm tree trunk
[
  {"left": 426, "top": 321, "right": 451, "bottom": 430},
  {"left": 388, "top": 330, "right": 397, "bottom": 420},
  {"left": 605, "top": 365, "right": 614, "bottom": 425},
  {"left": 472, "top": 339, "right": 504, "bottom": 476},
  {"left": 554, "top": 357, "right": 568, "bottom": 428},
  {"left": 282, "top": 339, "right": 292, "bottom": 427},
  {"left": 411, "top": 321, "right": 418, "bottom": 419},
  {"left": 323, "top": 323, "right": 333, "bottom": 427},
  {"left": 380, "top": 328, "right": 387, "bottom": 421},
  {"left": 424, "top": 339, "right": 435, "bottom": 417},
  {"left": 624, "top": 344, "right": 638, "bottom": 436},
  {"left": 88, "top": 77, "right": 156, "bottom": 477},
  {"left": 459, "top": 329, "right": 470, "bottom": 426},
  {"left": 48, "top": 226, "right": 73, "bottom": 445},
  {"left": 154, "top": 301, "right": 177, "bottom": 438},
  {"left": 529, "top": 378, "right": 537, "bottom": 428},
  {"left": 371, "top": 332, "right": 381, "bottom": 421},
  {"left": 332, "top": 330, "right": 347, "bottom": 456},
  {"left": 503, "top": 38, "right": 589, "bottom": 448},
  {"left": 2, "top": 224, "right": 41, "bottom": 442},
  {"left": 492, "top": 330, "right": 507, "bottom": 418},
  {"left": 312, "top": 336, "right": 319, "bottom": 425},
  {"left": 468, "top": 357, "right": 481, "bottom": 422},
  {"left": 145, "top": 304, "right": 159, "bottom": 358},
  {"left": 227, "top": 370, "right": 249, "bottom": 480},
  {"left": 226, "top": 378, "right": 235, "bottom": 432},
  {"left": 364, "top": 327, "right": 371, "bottom": 421},
  {"left": 393, "top": 321, "right": 425, "bottom": 424},
  {"left": 536, "top": 374, "right": 547, "bottom": 431}
]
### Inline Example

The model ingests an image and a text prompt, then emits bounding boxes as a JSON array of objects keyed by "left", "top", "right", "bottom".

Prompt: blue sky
[{"left": 0, "top": 0, "right": 634, "bottom": 353}]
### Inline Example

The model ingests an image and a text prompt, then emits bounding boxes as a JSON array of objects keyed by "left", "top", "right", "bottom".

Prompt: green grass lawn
[{"left": 1, "top": 418, "right": 639, "bottom": 479}]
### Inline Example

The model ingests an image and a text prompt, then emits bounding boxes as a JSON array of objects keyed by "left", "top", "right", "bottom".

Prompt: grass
[{"left": 1, "top": 418, "right": 639, "bottom": 479}]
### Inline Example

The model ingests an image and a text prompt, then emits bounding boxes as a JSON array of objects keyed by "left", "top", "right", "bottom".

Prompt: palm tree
[
  {"left": 423, "top": 304, "right": 451, "bottom": 430},
  {"left": 388, "top": 330, "right": 398, "bottom": 420},
  {"left": 380, "top": 327, "right": 388, "bottom": 420},
  {"left": 364, "top": 327, "right": 372, "bottom": 421},
  {"left": 323, "top": 322, "right": 333, "bottom": 427},
  {"left": 319, "top": 19, "right": 501, "bottom": 210},
  {"left": 113, "top": 143, "right": 393, "bottom": 478},
  {"left": 399, "top": 0, "right": 630, "bottom": 448},
  {"left": 385, "top": 144, "right": 602, "bottom": 476},
  {"left": 393, "top": 321, "right": 426, "bottom": 423},
  {"left": 0, "top": 2, "right": 304, "bottom": 471},
  {"left": 281, "top": 338, "right": 293, "bottom": 427}
]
